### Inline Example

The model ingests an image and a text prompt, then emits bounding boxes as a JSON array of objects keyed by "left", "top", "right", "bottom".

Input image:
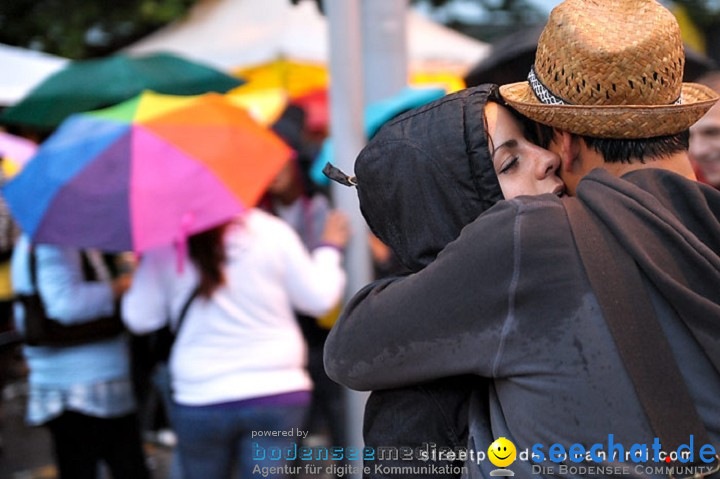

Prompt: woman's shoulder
[
  {"left": 227, "top": 209, "right": 297, "bottom": 241},
  {"left": 243, "top": 208, "right": 291, "bottom": 229}
]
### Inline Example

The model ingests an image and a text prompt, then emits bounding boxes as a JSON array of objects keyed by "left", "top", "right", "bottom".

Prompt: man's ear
[{"left": 554, "top": 129, "right": 581, "bottom": 173}]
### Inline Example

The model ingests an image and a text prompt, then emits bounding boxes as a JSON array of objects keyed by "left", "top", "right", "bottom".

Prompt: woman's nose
[{"left": 536, "top": 148, "right": 561, "bottom": 178}]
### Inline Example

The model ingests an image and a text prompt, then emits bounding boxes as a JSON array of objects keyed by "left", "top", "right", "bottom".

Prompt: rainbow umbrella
[
  {"left": 0, "top": 131, "right": 37, "bottom": 177},
  {"left": 4, "top": 91, "right": 292, "bottom": 253}
]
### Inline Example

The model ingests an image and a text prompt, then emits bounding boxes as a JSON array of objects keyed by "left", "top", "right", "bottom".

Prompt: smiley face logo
[{"left": 488, "top": 437, "right": 517, "bottom": 468}]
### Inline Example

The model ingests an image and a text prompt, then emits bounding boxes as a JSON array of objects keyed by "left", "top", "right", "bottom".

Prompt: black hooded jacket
[
  {"left": 356, "top": 85, "right": 502, "bottom": 273},
  {"left": 348, "top": 85, "right": 505, "bottom": 478}
]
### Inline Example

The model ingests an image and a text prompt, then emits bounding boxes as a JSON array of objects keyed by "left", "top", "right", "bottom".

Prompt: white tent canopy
[
  {"left": 126, "top": 0, "right": 489, "bottom": 72},
  {"left": 407, "top": 10, "right": 490, "bottom": 71},
  {"left": 0, "top": 44, "right": 68, "bottom": 106}
]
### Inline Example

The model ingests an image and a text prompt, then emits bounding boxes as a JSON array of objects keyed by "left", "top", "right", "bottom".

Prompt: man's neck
[
  {"left": 601, "top": 153, "right": 697, "bottom": 181},
  {"left": 576, "top": 142, "right": 698, "bottom": 181}
]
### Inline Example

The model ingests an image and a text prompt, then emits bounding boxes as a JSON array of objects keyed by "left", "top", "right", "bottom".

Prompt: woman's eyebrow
[{"left": 491, "top": 139, "right": 518, "bottom": 160}]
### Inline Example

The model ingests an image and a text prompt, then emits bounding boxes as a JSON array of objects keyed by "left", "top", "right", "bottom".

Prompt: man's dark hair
[
  {"left": 528, "top": 121, "right": 688, "bottom": 164},
  {"left": 580, "top": 131, "right": 689, "bottom": 164}
]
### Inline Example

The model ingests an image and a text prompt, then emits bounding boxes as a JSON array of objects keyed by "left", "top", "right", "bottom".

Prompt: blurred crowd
[{"left": 0, "top": 97, "right": 406, "bottom": 479}]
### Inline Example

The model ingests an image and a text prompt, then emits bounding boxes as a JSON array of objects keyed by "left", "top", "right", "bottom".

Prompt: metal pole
[
  {"left": 327, "top": 1, "right": 409, "bottom": 476},
  {"left": 362, "top": 0, "right": 409, "bottom": 104},
  {"left": 325, "top": 0, "right": 372, "bottom": 470}
]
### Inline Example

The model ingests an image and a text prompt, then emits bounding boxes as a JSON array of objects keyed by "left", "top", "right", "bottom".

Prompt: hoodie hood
[{"left": 355, "top": 85, "right": 503, "bottom": 272}]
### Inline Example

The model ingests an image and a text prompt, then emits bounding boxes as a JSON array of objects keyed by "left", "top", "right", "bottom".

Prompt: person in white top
[{"left": 122, "top": 208, "right": 349, "bottom": 479}]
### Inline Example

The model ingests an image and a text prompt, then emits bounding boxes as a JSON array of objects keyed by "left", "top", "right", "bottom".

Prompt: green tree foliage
[{"left": 0, "top": 0, "right": 195, "bottom": 59}]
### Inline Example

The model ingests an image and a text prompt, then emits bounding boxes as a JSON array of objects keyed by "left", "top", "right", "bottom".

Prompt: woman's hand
[{"left": 321, "top": 210, "right": 351, "bottom": 250}]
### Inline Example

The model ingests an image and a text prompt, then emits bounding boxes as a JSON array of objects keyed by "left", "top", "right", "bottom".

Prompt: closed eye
[{"left": 499, "top": 156, "right": 519, "bottom": 174}]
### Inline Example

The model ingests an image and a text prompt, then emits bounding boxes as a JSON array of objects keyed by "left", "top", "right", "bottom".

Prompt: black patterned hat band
[
  {"left": 527, "top": 65, "right": 683, "bottom": 106},
  {"left": 527, "top": 66, "right": 568, "bottom": 105}
]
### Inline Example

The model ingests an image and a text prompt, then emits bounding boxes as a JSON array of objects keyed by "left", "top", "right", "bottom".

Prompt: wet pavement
[{"left": 0, "top": 380, "right": 54, "bottom": 479}]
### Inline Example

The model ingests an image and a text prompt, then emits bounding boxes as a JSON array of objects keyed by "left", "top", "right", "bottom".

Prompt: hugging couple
[{"left": 325, "top": 0, "right": 720, "bottom": 478}]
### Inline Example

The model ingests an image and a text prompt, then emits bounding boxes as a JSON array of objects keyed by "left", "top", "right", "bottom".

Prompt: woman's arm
[
  {"left": 36, "top": 245, "right": 115, "bottom": 323},
  {"left": 324, "top": 200, "right": 522, "bottom": 391},
  {"left": 121, "top": 248, "right": 172, "bottom": 334},
  {"left": 281, "top": 211, "right": 348, "bottom": 317}
]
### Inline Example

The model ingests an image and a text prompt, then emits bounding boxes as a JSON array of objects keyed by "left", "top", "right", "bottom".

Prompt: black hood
[{"left": 355, "top": 85, "right": 503, "bottom": 272}]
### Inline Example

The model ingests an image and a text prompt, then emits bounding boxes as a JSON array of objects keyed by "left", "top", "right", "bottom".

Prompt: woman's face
[{"left": 485, "top": 102, "right": 565, "bottom": 199}]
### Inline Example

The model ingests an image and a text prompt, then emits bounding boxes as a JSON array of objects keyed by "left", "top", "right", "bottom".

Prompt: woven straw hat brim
[{"left": 500, "top": 82, "right": 718, "bottom": 139}]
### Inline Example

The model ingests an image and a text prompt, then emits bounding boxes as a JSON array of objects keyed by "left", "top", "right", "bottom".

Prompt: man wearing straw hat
[{"left": 325, "top": 0, "right": 720, "bottom": 477}]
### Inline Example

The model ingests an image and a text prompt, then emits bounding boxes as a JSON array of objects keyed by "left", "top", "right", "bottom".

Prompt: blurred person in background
[
  {"left": 122, "top": 206, "right": 349, "bottom": 479},
  {"left": 690, "top": 71, "right": 720, "bottom": 189},
  {"left": 0, "top": 158, "right": 20, "bottom": 324},
  {"left": 263, "top": 105, "right": 349, "bottom": 450},
  {"left": 11, "top": 237, "right": 149, "bottom": 479},
  {"left": 0, "top": 156, "right": 21, "bottom": 454}
]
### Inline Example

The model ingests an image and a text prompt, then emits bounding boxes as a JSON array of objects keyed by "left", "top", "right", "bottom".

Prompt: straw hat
[{"left": 499, "top": 0, "right": 719, "bottom": 139}]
